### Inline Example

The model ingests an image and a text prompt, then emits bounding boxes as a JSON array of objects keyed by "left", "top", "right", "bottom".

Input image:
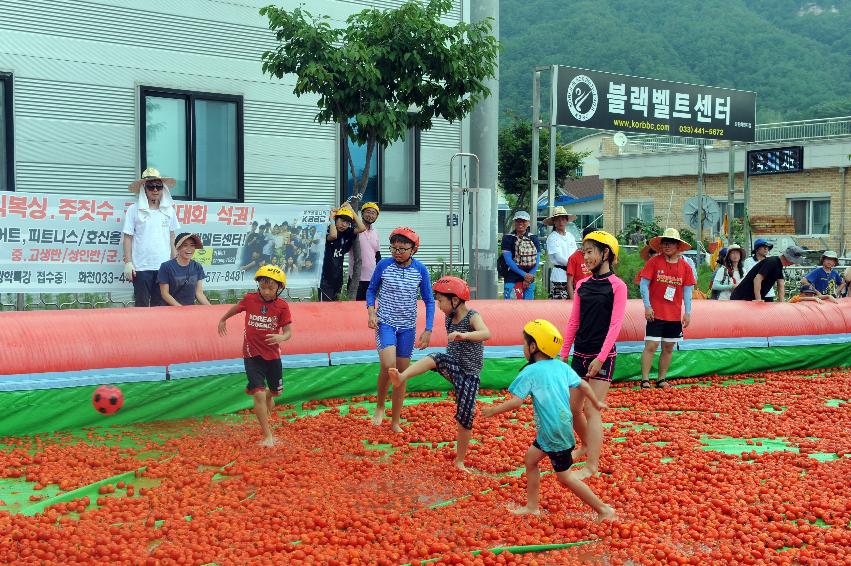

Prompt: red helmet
[
  {"left": 389, "top": 227, "right": 420, "bottom": 253},
  {"left": 432, "top": 276, "right": 470, "bottom": 301}
]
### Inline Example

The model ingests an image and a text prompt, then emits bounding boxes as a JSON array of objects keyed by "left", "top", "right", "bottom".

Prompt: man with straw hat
[
  {"left": 637, "top": 228, "right": 696, "bottom": 389},
  {"left": 123, "top": 168, "right": 180, "bottom": 307},
  {"left": 544, "top": 206, "right": 577, "bottom": 300}
]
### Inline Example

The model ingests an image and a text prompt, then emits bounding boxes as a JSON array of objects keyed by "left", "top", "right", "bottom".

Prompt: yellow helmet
[
  {"left": 254, "top": 265, "right": 286, "bottom": 287},
  {"left": 334, "top": 207, "right": 355, "bottom": 221},
  {"left": 583, "top": 230, "right": 620, "bottom": 259},
  {"left": 360, "top": 202, "right": 380, "bottom": 214},
  {"left": 523, "top": 319, "right": 563, "bottom": 359}
]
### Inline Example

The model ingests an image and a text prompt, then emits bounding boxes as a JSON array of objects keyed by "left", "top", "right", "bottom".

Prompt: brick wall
[{"left": 603, "top": 168, "right": 849, "bottom": 252}]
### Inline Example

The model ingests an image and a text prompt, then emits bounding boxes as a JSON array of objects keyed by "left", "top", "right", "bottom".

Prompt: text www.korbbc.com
[{"left": 612, "top": 119, "right": 670, "bottom": 132}]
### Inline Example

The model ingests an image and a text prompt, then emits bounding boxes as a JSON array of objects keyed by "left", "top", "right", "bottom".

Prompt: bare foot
[
  {"left": 572, "top": 446, "right": 587, "bottom": 461},
  {"left": 454, "top": 460, "right": 470, "bottom": 473},
  {"left": 509, "top": 504, "right": 541, "bottom": 516},
  {"left": 571, "top": 466, "right": 594, "bottom": 481},
  {"left": 371, "top": 406, "right": 385, "bottom": 426},
  {"left": 388, "top": 367, "right": 403, "bottom": 388},
  {"left": 259, "top": 436, "right": 276, "bottom": 447},
  {"left": 390, "top": 422, "right": 403, "bottom": 433},
  {"left": 595, "top": 505, "right": 617, "bottom": 522}
]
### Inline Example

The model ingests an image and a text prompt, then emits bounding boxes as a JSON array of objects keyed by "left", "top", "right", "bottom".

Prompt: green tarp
[{"left": 1, "top": 343, "right": 849, "bottom": 437}]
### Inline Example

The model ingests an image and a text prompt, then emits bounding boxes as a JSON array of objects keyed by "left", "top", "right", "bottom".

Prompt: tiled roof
[{"left": 562, "top": 175, "right": 604, "bottom": 199}]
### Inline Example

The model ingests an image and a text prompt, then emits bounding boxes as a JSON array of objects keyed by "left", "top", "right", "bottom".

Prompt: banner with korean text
[
  {"left": 0, "top": 192, "right": 328, "bottom": 293},
  {"left": 555, "top": 66, "right": 756, "bottom": 142}
]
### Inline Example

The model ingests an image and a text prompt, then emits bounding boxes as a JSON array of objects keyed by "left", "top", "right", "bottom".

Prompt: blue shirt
[
  {"left": 508, "top": 358, "right": 581, "bottom": 452},
  {"left": 157, "top": 259, "right": 205, "bottom": 306},
  {"left": 805, "top": 267, "right": 842, "bottom": 295},
  {"left": 366, "top": 258, "right": 435, "bottom": 331}
]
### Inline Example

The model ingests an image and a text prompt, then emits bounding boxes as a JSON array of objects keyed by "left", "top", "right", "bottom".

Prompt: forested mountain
[{"left": 500, "top": 0, "right": 851, "bottom": 133}]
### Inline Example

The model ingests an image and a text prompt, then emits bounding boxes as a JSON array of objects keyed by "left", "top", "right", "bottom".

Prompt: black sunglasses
[{"left": 145, "top": 184, "right": 164, "bottom": 191}]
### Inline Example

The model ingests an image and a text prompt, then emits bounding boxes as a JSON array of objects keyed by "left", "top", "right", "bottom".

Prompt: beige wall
[{"left": 603, "top": 168, "right": 849, "bottom": 252}]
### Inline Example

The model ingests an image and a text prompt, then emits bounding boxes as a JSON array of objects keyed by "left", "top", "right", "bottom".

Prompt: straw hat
[
  {"left": 174, "top": 233, "right": 203, "bottom": 250},
  {"left": 649, "top": 228, "right": 692, "bottom": 253},
  {"left": 639, "top": 244, "right": 656, "bottom": 261},
  {"left": 129, "top": 167, "right": 176, "bottom": 193},
  {"left": 542, "top": 206, "right": 577, "bottom": 226}
]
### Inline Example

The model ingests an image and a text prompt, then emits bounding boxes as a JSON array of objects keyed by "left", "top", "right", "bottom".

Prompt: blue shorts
[{"left": 376, "top": 322, "right": 416, "bottom": 359}]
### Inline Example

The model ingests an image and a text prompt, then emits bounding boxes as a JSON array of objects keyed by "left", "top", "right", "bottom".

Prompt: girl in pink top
[
  {"left": 560, "top": 231, "right": 626, "bottom": 480},
  {"left": 350, "top": 202, "right": 381, "bottom": 300}
]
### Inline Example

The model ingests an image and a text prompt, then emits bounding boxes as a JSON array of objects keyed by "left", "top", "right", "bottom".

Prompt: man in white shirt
[
  {"left": 349, "top": 202, "right": 381, "bottom": 300},
  {"left": 123, "top": 168, "right": 180, "bottom": 307},
  {"left": 543, "top": 206, "right": 577, "bottom": 300}
]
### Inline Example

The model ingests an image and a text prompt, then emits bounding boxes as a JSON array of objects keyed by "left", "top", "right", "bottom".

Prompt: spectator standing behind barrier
[
  {"left": 801, "top": 251, "right": 843, "bottom": 298},
  {"left": 349, "top": 202, "right": 381, "bottom": 301},
  {"left": 543, "top": 207, "right": 577, "bottom": 300},
  {"left": 711, "top": 244, "right": 743, "bottom": 301},
  {"left": 567, "top": 227, "right": 595, "bottom": 297},
  {"left": 742, "top": 239, "right": 776, "bottom": 302},
  {"left": 840, "top": 266, "right": 851, "bottom": 298},
  {"left": 638, "top": 228, "right": 695, "bottom": 389},
  {"left": 123, "top": 168, "right": 180, "bottom": 307},
  {"left": 708, "top": 247, "right": 728, "bottom": 299},
  {"left": 158, "top": 233, "right": 210, "bottom": 306},
  {"left": 319, "top": 204, "right": 366, "bottom": 301},
  {"left": 501, "top": 211, "right": 541, "bottom": 300},
  {"left": 730, "top": 245, "right": 805, "bottom": 301}
]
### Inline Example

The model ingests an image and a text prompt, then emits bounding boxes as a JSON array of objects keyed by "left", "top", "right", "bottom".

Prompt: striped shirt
[
  {"left": 366, "top": 258, "right": 435, "bottom": 330},
  {"left": 445, "top": 310, "right": 484, "bottom": 377}
]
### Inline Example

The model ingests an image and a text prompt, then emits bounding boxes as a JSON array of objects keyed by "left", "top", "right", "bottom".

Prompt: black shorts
[
  {"left": 244, "top": 356, "right": 283, "bottom": 396},
  {"left": 533, "top": 440, "right": 574, "bottom": 473},
  {"left": 429, "top": 353, "right": 480, "bottom": 430},
  {"left": 570, "top": 351, "right": 617, "bottom": 382},
  {"left": 644, "top": 319, "right": 683, "bottom": 343},
  {"left": 356, "top": 280, "right": 370, "bottom": 301}
]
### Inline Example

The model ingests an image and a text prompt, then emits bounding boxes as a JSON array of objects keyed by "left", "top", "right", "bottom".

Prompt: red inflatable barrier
[{"left": 1, "top": 299, "right": 849, "bottom": 376}]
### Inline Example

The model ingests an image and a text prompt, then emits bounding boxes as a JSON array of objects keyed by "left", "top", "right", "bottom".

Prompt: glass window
[
  {"left": 811, "top": 200, "right": 830, "bottom": 234},
  {"left": 790, "top": 200, "right": 808, "bottom": 234},
  {"left": 195, "top": 99, "right": 238, "bottom": 200},
  {"left": 622, "top": 203, "right": 638, "bottom": 226},
  {"left": 0, "top": 75, "right": 12, "bottom": 191},
  {"left": 340, "top": 121, "right": 419, "bottom": 210},
  {"left": 639, "top": 202, "right": 654, "bottom": 222},
  {"left": 141, "top": 87, "right": 242, "bottom": 201},
  {"left": 145, "top": 96, "right": 188, "bottom": 197},
  {"left": 382, "top": 131, "right": 415, "bottom": 205}
]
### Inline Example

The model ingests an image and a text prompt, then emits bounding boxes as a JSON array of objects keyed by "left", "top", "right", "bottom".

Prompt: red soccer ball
[{"left": 92, "top": 385, "right": 124, "bottom": 415}]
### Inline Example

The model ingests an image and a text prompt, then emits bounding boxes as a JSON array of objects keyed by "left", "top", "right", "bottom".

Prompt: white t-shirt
[
  {"left": 123, "top": 204, "right": 180, "bottom": 271},
  {"left": 742, "top": 256, "right": 775, "bottom": 297},
  {"left": 546, "top": 230, "right": 576, "bottom": 284}
]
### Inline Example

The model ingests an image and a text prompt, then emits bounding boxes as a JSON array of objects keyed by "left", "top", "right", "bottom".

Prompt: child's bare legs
[
  {"left": 389, "top": 357, "right": 410, "bottom": 433},
  {"left": 640, "top": 340, "right": 659, "bottom": 383},
  {"left": 373, "top": 346, "right": 397, "bottom": 425},
  {"left": 569, "top": 388, "right": 588, "bottom": 462},
  {"left": 253, "top": 390, "right": 275, "bottom": 447},
  {"left": 559, "top": 470, "right": 616, "bottom": 522},
  {"left": 388, "top": 356, "right": 437, "bottom": 387},
  {"left": 573, "top": 380, "right": 610, "bottom": 480},
  {"left": 455, "top": 423, "right": 473, "bottom": 471},
  {"left": 511, "top": 445, "right": 547, "bottom": 515}
]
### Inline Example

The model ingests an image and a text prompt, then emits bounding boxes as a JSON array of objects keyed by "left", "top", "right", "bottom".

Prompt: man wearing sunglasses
[{"left": 123, "top": 168, "right": 180, "bottom": 306}]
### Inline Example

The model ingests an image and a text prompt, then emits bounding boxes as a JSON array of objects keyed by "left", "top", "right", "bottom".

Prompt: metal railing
[{"left": 619, "top": 116, "right": 851, "bottom": 155}]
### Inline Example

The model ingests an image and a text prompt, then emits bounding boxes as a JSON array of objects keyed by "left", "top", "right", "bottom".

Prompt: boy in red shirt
[
  {"left": 218, "top": 265, "right": 292, "bottom": 446},
  {"left": 638, "top": 229, "right": 695, "bottom": 389},
  {"left": 566, "top": 227, "right": 594, "bottom": 298}
]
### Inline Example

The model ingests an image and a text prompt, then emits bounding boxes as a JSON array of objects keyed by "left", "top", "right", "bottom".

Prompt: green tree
[
  {"left": 260, "top": 0, "right": 499, "bottom": 296},
  {"left": 498, "top": 115, "right": 586, "bottom": 230}
]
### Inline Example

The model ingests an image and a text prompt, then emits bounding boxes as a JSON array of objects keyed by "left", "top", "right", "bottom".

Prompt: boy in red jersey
[{"left": 218, "top": 265, "right": 292, "bottom": 446}]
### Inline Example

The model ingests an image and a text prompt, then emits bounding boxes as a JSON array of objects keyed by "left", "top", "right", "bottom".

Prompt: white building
[{"left": 0, "top": 0, "right": 495, "bottom": 265}]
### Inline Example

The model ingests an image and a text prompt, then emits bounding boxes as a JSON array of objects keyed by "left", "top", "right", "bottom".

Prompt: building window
[
  {"left": 789, "top": 198, "right": 830, "bottom": 235},
  {"left": 0, "top": 73, "right": 13, "bottom": 191},
  {"left": 339, "top": 123, "right": 420, "bottom": 210},
  {"left": 621, "top": 202, "right": 654, "bottom": 227},
  {"left": 715, "top": 200, "right": 745, "bottom": 234},
  {"left": 575, "top": 213, "right": 602, "bottom": 230},
  {"left": 141, "top": 87, "right": 243, "bottom": 201}
]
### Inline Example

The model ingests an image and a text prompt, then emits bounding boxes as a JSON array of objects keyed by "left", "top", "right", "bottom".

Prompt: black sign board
[
  {"left": 747, "top": 146, "right": 804, "bottom": 176},
  {"left": 554, "top": 66, "right": 756, "bottom": 142}
]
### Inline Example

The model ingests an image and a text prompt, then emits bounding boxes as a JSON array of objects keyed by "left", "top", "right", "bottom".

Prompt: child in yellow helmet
[
  {"left": 482, "top": 319, "right": 614, "bottom": 521},
  {"left": 217, "top": 265, "right": 292, "bottom": 447},
  {"left": 319, "top": 203, "right": 366, "bottom": 301}
]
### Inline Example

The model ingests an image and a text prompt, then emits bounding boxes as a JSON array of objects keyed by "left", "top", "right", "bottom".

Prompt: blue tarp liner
[
  {"left": 678, "top": 337, "right": 770, "bottom": 351},
  {"left": 767, "top": 333, "right": 851, "bottom": 347},
  {"left": 0, "top": 366, "right": 166, "bottom": 391}
]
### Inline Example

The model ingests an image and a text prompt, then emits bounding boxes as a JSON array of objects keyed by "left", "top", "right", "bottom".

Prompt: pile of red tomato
[{"left": 0, "top": 368, "right": 849, "bottom": 564}]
